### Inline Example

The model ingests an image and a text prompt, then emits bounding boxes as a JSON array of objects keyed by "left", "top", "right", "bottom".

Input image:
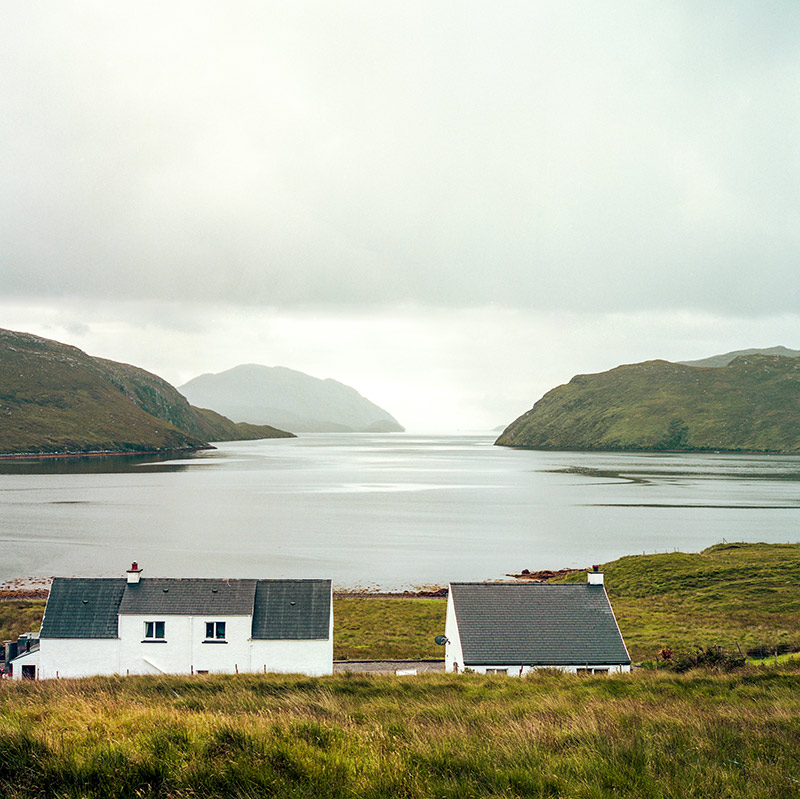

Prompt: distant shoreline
[{"left": 0, "top": 446, "right": 212, "bottom": 461}]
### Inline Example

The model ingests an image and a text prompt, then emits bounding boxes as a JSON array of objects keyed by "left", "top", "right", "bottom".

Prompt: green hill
[
  {"left": 0, "top": 329, "right": 293, "bottom": 456},
  {"left": 496, "top": 353, "right": 800, "bottom": 452}
]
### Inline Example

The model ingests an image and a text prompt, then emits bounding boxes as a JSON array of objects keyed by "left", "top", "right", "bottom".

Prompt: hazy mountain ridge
[
  {"left": 680, "top": 346, "right": 800, "bottom": 368},
  {"left": 496, "top": 352, "right": 800, "bottom": 453},
  {"left": 0, "top": 329, "right": 293, "bottom": 455},
  {"left": 179, "top": 364, "right": 404, "bottom": 433}
]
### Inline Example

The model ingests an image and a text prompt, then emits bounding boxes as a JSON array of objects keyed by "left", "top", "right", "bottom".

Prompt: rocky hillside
[
  {"left": 180, "top": 364, "right": 404, "bottom": 433},
  {"left": 496, "top": 354, "right": 800, "bottom": 452},
  {"left": 0, "top": 329, "right": 293, "bottom": 456}
]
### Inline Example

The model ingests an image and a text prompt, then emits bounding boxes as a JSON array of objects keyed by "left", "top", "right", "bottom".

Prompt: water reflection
[{"left": 0, "top": 450, "right": 216, "bottom": 475}]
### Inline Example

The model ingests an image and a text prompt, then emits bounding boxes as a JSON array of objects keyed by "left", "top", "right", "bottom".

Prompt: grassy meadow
[{"left": 3, "top": 668, "right": 800, "bottom": 798}]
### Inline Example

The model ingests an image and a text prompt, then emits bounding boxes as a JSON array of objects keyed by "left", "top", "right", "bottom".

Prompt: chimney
[
  {"left": 587, "top": 565, "right": 604, "bottom": 585},
  {"left": 126, "top": 562, "right": 142, "bottom": 584}
]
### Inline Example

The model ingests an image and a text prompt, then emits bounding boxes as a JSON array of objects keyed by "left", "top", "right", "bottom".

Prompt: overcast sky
[{"left": 2, "top": 2, "right": 799, "bottom": 431}]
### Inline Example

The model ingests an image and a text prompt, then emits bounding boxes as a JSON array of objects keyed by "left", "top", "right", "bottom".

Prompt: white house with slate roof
[
  {"left": 444, "top": 571, "right": 630, "bottom": 675},
  {"left": 12, "top": 564, "right": 332, "bottom": 679}
]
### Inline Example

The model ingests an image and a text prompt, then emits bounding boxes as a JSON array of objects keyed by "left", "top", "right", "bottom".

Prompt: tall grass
[{"left": 2, "top": 667, "right": 800, "bottom": 798}]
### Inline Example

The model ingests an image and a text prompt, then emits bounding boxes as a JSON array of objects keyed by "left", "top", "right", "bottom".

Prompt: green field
[{"left": 3, "top": 668, "right": 800, "bottom": 798}]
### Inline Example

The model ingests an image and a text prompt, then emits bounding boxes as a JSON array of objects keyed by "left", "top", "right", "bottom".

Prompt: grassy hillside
[
  {"left": 190, "top": 406, "right": 294, "bottom": 442},
  {"left": 553, "top": 542, "right": 800, "bottom": 662},
  {"left": 496, "top": 354, "right": 800, "bottom": 452},
  {"left": 0, "top": 329, "right": 206, "bottom": 455},
  {"left": 0, "top": 329, "right": 292, "bottom": 455},
  {"left": 680, "top": 345, "right": 800, "bottom": 368},
  {"left": 2, "top": 668, "right": 800, "bottom": 798}
]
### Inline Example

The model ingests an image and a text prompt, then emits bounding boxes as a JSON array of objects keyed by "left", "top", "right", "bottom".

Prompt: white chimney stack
[
  {"left": 587, "top": 565, "right": 604, "bottom": 585},
  {"left": 126, "top": 562, "right": 142, "bottom": 584}
]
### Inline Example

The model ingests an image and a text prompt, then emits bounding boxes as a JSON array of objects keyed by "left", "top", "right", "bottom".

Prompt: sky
[{"left": 2, "top": 1, "right": 800, "bottom": 431}]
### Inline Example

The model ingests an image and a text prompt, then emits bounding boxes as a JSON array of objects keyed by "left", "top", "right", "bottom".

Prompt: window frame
[
  {"left": 143, "top": 620, "right": 165, "bottom": 641},
  {"left": 204, "top": 621, "right": 227, "bottom": 642}
]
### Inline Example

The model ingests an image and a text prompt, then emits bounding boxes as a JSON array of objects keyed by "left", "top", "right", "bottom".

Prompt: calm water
[{"left": 2, "top": 433, "right": 800, "bottom": 588}]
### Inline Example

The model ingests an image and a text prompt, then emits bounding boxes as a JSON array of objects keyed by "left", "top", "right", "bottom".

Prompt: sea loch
[{"left": 2, "top": 433, "right": 800, "bottom": 588}]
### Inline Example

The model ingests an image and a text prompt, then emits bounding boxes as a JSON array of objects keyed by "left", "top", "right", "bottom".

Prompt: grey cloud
[{"left": 2, "top": 1, "right": 799, "bottom": 315}]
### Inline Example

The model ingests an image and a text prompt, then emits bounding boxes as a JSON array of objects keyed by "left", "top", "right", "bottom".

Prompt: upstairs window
[
  {"left": 144, "top": 621, "right": 165, "bottom": 640},
  {"left": 205, "top": 621, "right": 226, "bottom": 641}
]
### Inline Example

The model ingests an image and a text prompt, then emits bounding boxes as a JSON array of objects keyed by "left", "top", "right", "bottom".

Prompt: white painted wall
[
  {"left": 9, "top": 648, "right": 39, "bottom": 680},
  {"left": 250, "top": 638, "right": 332, "bottom": 676},
  {"left": 463, "top": 663, "right": 631, "bottom": 676},
  {"left": 34, "top": 608, "right": 333, "bottom": 679},
  {"left": 443, "top": 592, "right": 464, "bottom": 673},
  {"left": 38, "top": 639, "right": 120, "bottom": 679},
  {"left": 118, "top": 614, "right": 254, "bottom": 675}
]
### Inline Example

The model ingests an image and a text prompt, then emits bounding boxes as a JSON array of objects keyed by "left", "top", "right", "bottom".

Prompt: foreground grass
[{"left": 2, "top": 667, "right": 800, "bottom": 798}]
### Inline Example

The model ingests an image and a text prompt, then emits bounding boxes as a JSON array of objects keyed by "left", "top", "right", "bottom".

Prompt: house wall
[
  {"left": 250, "top": 600, "right": 333, "bottom": 676},
  {"left": 38, "top": 639, "right": 120, "bottom": 679},
  {"left": 31, "top": 602, "right": 334, "bottom": 679},
  {"left": 9, "top": 648, "right": 40, "bottom": 680},
  {"left": 463, "top": 663, "right": 631, "bottom": 676},
  {"left": 250, "top": 638, "right": 332, "bottom": 676},
  {"left": 443, "top": 594, "right": 465, "bottom": 673},
  {"left": 118, "top": 615, "right": 253, "bottom": 675}
]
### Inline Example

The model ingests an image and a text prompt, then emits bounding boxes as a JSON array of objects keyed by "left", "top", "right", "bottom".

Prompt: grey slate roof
[
  {"left": 39, "top": 576, "right": 332, "bottom": 641},
  {"left": 118, "top": 579, "right": 258, "bottom": 616},
  {"left": 252, "top": 580, "right": 331, "bottom": 639},
  {"left": 450, "top": 582, "right": 630, "bottom": 666},
  {"left": 39, "top": 578, "right": 125, "bottom": 639}
]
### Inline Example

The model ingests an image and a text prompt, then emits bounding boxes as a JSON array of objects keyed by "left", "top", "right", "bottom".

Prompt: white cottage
[
  {"left": 444, "top": 571, "right": 631, "bottom": 675},
  {"left": 11, "top": 565, "right": 333, "bottom": 680}
]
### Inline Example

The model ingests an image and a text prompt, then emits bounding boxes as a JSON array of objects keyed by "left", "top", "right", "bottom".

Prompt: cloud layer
[{"left": 3, "top": 1, "right": 799, "bottom": 315}]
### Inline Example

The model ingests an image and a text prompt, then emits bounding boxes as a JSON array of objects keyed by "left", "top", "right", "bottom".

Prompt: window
[
  {"left": 144, "top": 621, "right": 165, "bottom": 640},
  {"left": 485, "top": 668, "right": 508, "bottom": 675},
  {"left": 205, "top": 621, "right": 226, "bottom": 641}
]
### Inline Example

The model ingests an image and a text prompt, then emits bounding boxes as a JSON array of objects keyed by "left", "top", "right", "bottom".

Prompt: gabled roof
[
  {"left": 119, "top": 579, "right": 258, "bottom": 616},
  {"left": 39, "top": 578, "right": 125, "bottom": 639},
  {"left": 252, "top": 580, "right": 331, "bottom": 639},
  {"left": 450, "top": 582, "right": 630, "bottom": 666},
  {"left": 38, "top": 576, "right": 332, "bottom": 641}
]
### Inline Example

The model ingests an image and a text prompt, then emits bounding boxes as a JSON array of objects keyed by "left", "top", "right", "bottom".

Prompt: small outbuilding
[{"left": 444, "top": 570, "right": 630, "bottom": 675}]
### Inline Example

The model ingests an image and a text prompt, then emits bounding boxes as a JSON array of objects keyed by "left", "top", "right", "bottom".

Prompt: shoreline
[
  {"left": 0, "top": 446, "right": 213, "bottom": 461},
  {"left": 0, "top": 569, "right": 583, "bottom": 602}
]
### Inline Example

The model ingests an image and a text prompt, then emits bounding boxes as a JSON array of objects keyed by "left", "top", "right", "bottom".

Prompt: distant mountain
[
  {"left": 680, "top": 346, "right": 800, "bottom": 368},
  {"left": 179, "top": 364, "right": 404, "bottom": 433},
  {"left": 0, "top": 329, "right": 293, "bottom": 456},
  {"left": 496, "top": 353, "right": 800, "bottom": 453}
]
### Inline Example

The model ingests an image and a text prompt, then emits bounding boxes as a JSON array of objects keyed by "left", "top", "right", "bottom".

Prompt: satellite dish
[{"left": 434, "top": 635, "right": 449, "bottom": 646}]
